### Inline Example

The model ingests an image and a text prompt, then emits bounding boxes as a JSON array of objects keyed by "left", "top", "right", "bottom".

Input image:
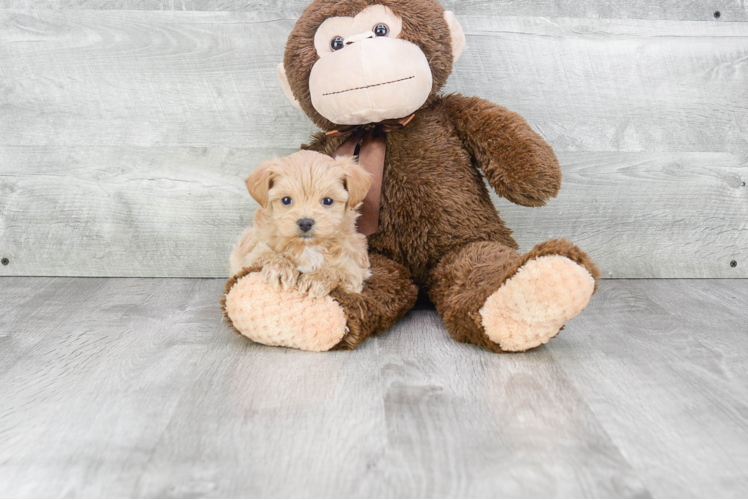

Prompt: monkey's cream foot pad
[
  {"left": 225, "top": 273, "right": 347, "bottom": 352},
  {"left": 480, "top": 255, "right": 596, "bottom": 352}
]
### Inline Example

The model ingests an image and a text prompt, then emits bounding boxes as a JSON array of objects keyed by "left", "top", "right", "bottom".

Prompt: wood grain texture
[
  {"left": 1, "top": 277, "right": 747, "bottom": 497},
  {"left": 550, "top": 279, "right": 748, "bottom": 497},
  {"left": 365, "top": 311, "right": 648, "bottom": 498},
  {"left": 0, "top": 146, "right": 278, "bottom": 277},
  {"left": 1, "top": 11, "right": 747, "bottom": 278},
  {"left": 498, "top": 152, "right": 748, "bottom": 279},
  {"left": 0, "top": 10, "right": 317, "bottom": 149},
  {"left": 1, "top": 12, "right": 746, "bottom": 152},
  {"left": 446, "top": 17, "right": 748, "bottom": 154},
  {"left": 1, "top": 148, "right": 745, "bottom": 278},
  {"left": 1, "top": 0, "right": 746, "bottom": 22},
  {"left": 0, "top": 277, "right": 229, "bottom": 498}
]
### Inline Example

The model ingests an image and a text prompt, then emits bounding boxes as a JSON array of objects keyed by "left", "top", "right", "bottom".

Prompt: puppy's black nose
[{"left": 297, "top": 218, "right": 315, "bottom": 233}]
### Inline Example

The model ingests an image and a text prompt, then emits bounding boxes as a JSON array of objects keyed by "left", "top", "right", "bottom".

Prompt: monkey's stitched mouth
[{"left": 322, "top": 75, "right": 415, "bottom": 96}]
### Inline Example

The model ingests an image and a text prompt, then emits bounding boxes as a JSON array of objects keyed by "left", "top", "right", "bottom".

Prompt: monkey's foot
[
  {"left": 223, "top": 273, "right": 347, "bottom": 352},
  {"left": 479, "top": 255, "right": 595, "bottom": 352}
]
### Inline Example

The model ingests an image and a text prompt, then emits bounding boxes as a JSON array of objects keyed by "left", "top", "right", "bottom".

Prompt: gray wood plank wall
[{"left": 0, "top": 4, "right": 746, "bottom": 278}]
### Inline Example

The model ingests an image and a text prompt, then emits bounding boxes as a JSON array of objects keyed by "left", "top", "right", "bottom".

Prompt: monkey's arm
[{"left": 442, "top": 94, "right": 561, "bottom": 207}]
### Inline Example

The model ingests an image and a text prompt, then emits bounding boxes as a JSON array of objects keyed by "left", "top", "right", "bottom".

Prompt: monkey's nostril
[{"left": 297, "top": 218, "right": 315, "bottom": 233}]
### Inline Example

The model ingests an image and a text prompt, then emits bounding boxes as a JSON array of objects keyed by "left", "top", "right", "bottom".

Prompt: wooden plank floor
[{"left": 0, "top": 278, "right": 747, "bottom": 498}]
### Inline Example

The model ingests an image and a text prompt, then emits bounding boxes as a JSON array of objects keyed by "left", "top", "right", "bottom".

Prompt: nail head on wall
[
  {"left": 714, "top": 10, "right": 721, "bottom": 18},
  {"left": 1, "top": 258, "right": 8, "bottom": 266},
  {"left": 730, "top": 260, "right": 738, "bottom": 268}
]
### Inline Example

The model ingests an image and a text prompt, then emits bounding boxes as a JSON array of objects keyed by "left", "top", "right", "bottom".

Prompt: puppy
[{"left": 229, "top": 150, "right": 372, "bottom": 298}]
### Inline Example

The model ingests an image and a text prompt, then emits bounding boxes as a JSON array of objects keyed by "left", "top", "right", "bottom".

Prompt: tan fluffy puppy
[{"left": 229, "top": 150, "right": 372, "bottom": 298}]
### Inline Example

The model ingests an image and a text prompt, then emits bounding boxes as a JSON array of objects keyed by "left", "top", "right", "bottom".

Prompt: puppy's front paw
[
  {"left": 261, "top": 258, "right": 299, "bottom": 290},
  {"left": 297, "top": 272, "right": 336, "bottom": 298},
  {"left": 340, "top": 279, "right": 364, "bottom": 294}
]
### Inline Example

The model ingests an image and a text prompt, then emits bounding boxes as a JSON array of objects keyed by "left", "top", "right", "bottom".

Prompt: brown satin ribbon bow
[{"left": 327, "top": 114, "right": 415, "bottom": 236}]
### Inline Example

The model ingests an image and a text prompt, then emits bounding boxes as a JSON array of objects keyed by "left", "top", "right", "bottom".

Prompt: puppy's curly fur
[{"left": 229, "top": 150, "right": 372, "bottom": 298}]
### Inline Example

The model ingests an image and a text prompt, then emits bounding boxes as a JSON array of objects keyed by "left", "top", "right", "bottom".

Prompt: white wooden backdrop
[{"left": 0, "top": 2, "right": 746, "bottom": 278}]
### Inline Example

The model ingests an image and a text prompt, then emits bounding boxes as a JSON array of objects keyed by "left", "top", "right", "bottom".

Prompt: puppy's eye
[
  {"left": 373, "top": 23, "right": 389, "bottom": 37},
  {"left": 322, "top": 198, "right": 334, "bottom": 206},
  {"left": 331, "top": 36, "right": 344, "bottom": 51},
  {"left": 281, "top": 197, "right": 292, "bottom": 206}
]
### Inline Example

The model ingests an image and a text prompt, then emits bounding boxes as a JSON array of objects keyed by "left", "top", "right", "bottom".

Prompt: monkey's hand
[{"left": 442, "top": 94, "right": 562, "bottom": 207}]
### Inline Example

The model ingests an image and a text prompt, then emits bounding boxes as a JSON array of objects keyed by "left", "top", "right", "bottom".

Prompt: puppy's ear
[
  {"left": 338, "top": 156, "right": 371, "bottom": 208},
  {"left": 245, "top": 159, "right": 277, "bottom": 208}
]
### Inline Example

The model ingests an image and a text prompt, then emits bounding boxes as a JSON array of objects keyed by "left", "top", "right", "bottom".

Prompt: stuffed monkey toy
[{"left": 223, "top": 0, "right": 601, "bottom": 352}]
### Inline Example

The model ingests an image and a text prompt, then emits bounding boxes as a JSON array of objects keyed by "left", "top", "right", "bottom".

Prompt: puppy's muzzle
[{"left": 297, "top": 218, "right": 315, "bottom": 233}]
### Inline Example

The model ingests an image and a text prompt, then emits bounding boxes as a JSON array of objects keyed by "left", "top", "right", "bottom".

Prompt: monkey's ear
[
  {"left": 443, "top": 11, "right": 466, "bottom": 64},
  {"left": 338, "top": 156, "right": 371, "bottom": 208},
  {"left": 245, "top": 160, "right": 277, "bottom": 208},
  {"left": 276, "top": 63, "right": 302, "bottom": 110}
]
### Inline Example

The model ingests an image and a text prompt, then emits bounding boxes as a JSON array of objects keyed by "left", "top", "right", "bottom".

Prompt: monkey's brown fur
[{"left": 224, "top": 0, "right": 601, "bottom": 351}]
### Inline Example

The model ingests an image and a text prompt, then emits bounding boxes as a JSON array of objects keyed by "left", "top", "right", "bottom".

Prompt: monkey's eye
[
  {"left": 281, "top": 197, "right": 293, "bottom": 206},
  {"left": 322, "top": 198, "right": 334, "bottom": 206},
  {"left": 330, "top": 36, "right": 345, "bottom": 51},
  {"left": 373, "top": 23, "right": 389, "bottom": 37}
]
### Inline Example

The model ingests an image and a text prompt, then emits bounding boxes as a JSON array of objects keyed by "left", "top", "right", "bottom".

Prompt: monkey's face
[
  {"left": 279, "top": 0, "right": 466, "bottom": 129},
  {"left": 308, "top": 5, "right": 432, "bottom": 125}
]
